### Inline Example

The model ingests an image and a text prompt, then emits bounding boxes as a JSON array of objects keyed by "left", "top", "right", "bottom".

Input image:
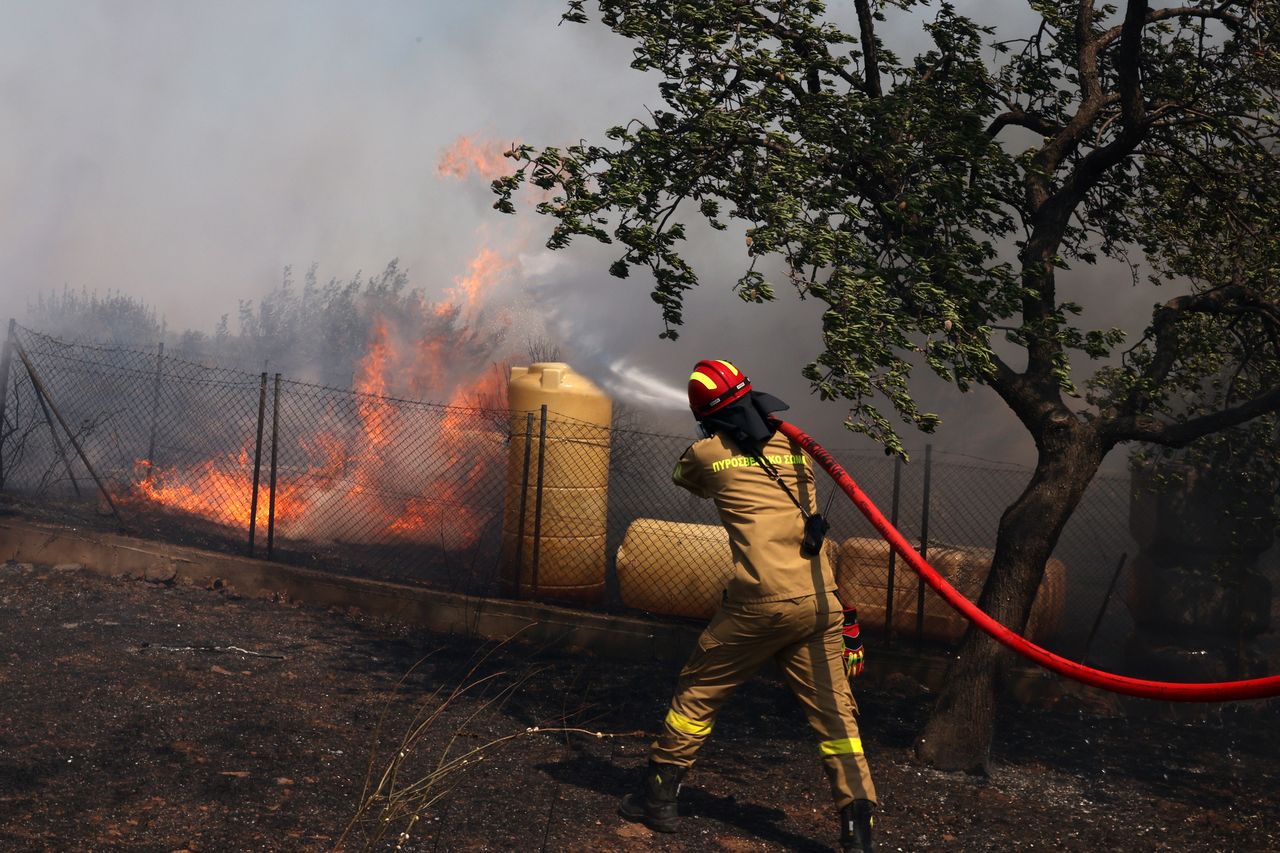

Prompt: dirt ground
[{"left": 1, "top": 561, "right": 1276, "bottom": 853}]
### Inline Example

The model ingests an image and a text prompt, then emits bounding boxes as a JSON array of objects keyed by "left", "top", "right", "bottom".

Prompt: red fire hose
[{"left": 773, "top": 419, "right": 1280, "bottom": 702}]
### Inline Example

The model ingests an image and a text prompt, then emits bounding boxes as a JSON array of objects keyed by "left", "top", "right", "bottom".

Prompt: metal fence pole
[
  {"left": 1081, "top": 552, "right": 1127, "bottom": 664},
  {"left": 31, "top": 380, "right": 82, "bottom": 498},
  {"left": 885, "top": 454, "right": 903, "bottom": 643},
  {"left": 917, "top": 443, "right": 933, "bottom": 644},
  {"left": 531, "top": 404, "right": 549, "bottom": 600},
  {"left": 0, "top": 319, "right": 15, "bottom": 489},
  {"left": 513, "top": 412, "right": 535, "bottom": 598},
  {"left": 266, "top": 373, "right": 281, "bottom": 560},
  {"left": 13, "top": 339, "right": 126, "bottom": 529},
  {"left": 247, "top": 372, "right": 267, "bottom": 556},
  {"left": 142, "top": 342, "right": 165, "bottom": 481}
]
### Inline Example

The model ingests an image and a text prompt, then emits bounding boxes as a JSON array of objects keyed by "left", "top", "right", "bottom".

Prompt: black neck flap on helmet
[{"left": 700, "top": 390, "right": 789, "bottom": 454}]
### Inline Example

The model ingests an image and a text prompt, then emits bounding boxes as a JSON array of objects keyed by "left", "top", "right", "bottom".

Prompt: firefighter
[{"left": 619, "top": 359, "right": 877, "bottom": 853}]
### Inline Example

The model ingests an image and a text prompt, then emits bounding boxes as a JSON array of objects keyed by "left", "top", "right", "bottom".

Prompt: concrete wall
[{"left": 0, "top": 515, "right": 1120, "bottom": 712}]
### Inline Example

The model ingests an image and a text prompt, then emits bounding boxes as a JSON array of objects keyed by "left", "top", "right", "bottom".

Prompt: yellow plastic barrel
[
  {"left": 833, "top": 536, "right": 1066, "bottom": 643},
  {"left": 616, "top": 518, "right": 839, "bottom": 619},
  {"left": 616, "top": 520, "right": 732, "bottom": 618},
  {"left": 501, "top": 363, "right": 612, "bottom": 601}
]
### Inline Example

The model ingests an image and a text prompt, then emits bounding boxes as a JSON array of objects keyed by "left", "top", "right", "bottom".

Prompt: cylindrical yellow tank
[
  {"left": 617, "top": 520, "right": 732, "bottom": 618},
  {"left": 501, "top": 363, "right": 612, "bottom": 601},
  {"left": 833, "top": 536, "right": 1066, "bottom": 643},
  {"left": 616, "top": 518, "right": 839, "bottom": 620}
]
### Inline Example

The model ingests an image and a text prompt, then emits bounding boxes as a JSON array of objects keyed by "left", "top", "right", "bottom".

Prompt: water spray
[
  {"left": 771, "top": 418, "right": 1280, "bottom": 702},
  {"left": 603, "top": 359, "right": 690, "bottom": 410}
]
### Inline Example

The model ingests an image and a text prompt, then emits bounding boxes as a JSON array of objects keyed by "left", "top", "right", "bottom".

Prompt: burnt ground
[{"left": 0, "top": 562, "right": 1276, "bottom": 853}]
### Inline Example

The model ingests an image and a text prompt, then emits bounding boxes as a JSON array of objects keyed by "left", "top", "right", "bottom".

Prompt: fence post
[
  {"left": 247, "top": 372, "right": 267, "bottom": 556},
  {"left": 1081, "top": 552, "right": 1128, "bottom": 664},
  {"left": 531, "top": 404, "right": 549, "bottom": 600},
  {"left": 31, "top": 379, "right": 82, "bottom": 497},
  {"left": 12, "top": 339, "right": 126, "bottom": 530},
  {"left": 512, "top": 412, "right": 535, "bottom": 598},
  {"left": 885, "top": 454, "right": 903, "bottom": 643},
  {"left": 144, "top": 342, "right": 165, "bottom": 480},
  {"left": 917, "top": 443, "right": 933, "bottom": 645},
  {"left": 266, "top": 373, "right": 281, "bottom": 560},
  {"left": 0, "top": 319, "right": 15, "bottom": 489}
]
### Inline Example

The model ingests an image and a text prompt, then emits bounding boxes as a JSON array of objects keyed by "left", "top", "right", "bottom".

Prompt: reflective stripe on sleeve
[
  {"left": 818, "top": 737, "right": 864, "bottom": 756},
  {"left": 665, "top": 708, "right": 713, "bottom": 737}
]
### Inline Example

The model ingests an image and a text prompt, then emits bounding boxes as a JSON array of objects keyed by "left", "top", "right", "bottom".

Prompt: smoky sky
[{"left": 1, "top": 1, "right": 1170, "bottom": 469}]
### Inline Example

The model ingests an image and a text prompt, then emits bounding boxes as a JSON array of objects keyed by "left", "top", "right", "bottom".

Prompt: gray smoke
[{"left": 1, "top": 0, "right": 1163, "bottom": 470}]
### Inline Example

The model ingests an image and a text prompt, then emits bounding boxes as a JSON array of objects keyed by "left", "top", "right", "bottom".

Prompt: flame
[
  {"left": 133, "top": 455, "right": 304, "bottom": 531},
  {"left": 436, "top": 136, "right": 514, "bottom": 180},
  {"left": 442, "top": 246, "right": 509, "bottom": 317},
  {"left": 126, "top": 242, "right": 516, "bottom": 551},
  {"left": 384, "top": 366, "right": 508, "bottom": 544},
  {"left": 355, "top": 319, "right": 396, "bottom": 449}
]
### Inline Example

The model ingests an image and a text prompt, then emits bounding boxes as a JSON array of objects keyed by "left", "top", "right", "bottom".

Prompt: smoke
[
  {"left": 0, "top": 0, "right": 1164, "bottom": 470},
  {"left": 0, "top": 1, "right": 649, "bottom": 334}
]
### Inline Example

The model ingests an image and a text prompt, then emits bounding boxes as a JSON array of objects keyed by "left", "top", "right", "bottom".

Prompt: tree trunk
[{"left": 914, "top": 411, "right": 1103, "bottom": 772}]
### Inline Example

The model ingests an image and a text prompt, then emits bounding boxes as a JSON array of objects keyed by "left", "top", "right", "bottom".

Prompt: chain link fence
[{"left": 1, "top": 323, "right": 1140, "bottom": 665}]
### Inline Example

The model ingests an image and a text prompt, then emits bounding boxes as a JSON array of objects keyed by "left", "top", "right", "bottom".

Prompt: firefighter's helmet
[{"left": 688, "top": 359, "right": 751, "bottom": 418}]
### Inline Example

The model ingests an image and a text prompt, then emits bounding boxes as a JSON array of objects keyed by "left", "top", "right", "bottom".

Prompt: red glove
[{"left": 842, "top": 606, "right": 865, "bottom": 678}]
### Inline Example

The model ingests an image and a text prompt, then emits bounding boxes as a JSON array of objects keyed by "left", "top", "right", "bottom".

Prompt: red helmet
[{"left": 688, "top": 359, "right": 751, "bottom": 418}]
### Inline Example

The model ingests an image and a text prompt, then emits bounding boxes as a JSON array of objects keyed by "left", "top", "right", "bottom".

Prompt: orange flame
[
  {"left": 127, "top": 243, "right": 516, "bottom": 551},
  {"left": 436, "top": 136, "right": 514, "bottom": 180},
  {"left": 133, "top": 455, "right": 304, "bottom": 530},
  {"left": 439, "top": 246, "right": 509, "bottom": 317},
  {"left": 355, "top": 319, "right": 396, "bottom": 449}
]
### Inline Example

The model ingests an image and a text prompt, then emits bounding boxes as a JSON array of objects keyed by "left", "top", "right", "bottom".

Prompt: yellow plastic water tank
[
  {"left": 616, "top": 520, "right": 732, "bottom": 618},
  {"left": 501, "top": 363, "right": 612, "bottom": 601},
  {"left": 616, "top": 518, "right": 839, "bottom": 619}
]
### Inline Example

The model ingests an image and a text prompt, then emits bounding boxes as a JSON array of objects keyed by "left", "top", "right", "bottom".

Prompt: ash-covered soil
[{"left": 0, "top": 561, "right": 1275, "bottom": 852}]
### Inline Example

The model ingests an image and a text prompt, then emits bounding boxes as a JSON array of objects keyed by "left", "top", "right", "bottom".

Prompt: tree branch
[
  {"left": 1116, "top": 0, "right": 1149, "bottom": 126},
  {"left": 1077, "top": 0, "right": 1102, "bottom": 104},
  {"left": 1108, "top": 283, "right": 1280, "bottom": 429},
  {"left": 1103, "top": 385, "right": 1280, "bottom": 446},
  {"left": 983, "top": 348, "right": 1057, "bottom": 434},
  {"left": 986, "top": 107, "right": 1066, "bottom": 140},
  {"left": 1027, "top": 0, "right": 1151, "bottom": 255},
  {"left": 729, "top": 0, "right": 860, "bottom": 89},
  {"left": 853, "top": 0, "right": 882, "bottom": 98},
  {"left": 1096, "top": 2, "right": 1246, "bottom": 52}
]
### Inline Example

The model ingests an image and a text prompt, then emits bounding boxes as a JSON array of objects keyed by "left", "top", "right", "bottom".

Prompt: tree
[
  {"left": 27, "top": 286, "right": 165, "bottom": 345},
  {"left": 495, "top": 0, "right": 1280, "bottom": 770},
  {"left": 221, "top": 260, "right": 504, "bottom": 396}
]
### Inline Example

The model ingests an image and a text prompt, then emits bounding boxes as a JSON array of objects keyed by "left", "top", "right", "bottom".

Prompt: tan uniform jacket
[{"left": 672, "top": 429, "right": 837, "bottom": 603}]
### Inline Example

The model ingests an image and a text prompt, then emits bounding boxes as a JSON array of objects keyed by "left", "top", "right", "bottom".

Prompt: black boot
[
  {"left": 618, "top": 759, "right": 686, "bottom": 833},
  {"left": 839, "top": 799, "right": 875, "bottom": 852}
]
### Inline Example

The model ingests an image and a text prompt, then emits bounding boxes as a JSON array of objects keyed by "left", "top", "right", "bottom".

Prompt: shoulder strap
[{"left": 750, "top": 449, "right": 811, "bottom": 520}]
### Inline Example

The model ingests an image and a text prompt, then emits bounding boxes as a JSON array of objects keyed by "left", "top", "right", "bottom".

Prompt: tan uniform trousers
[{"left": 650, "top": 591, "right": 877, "bottom": 808}]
